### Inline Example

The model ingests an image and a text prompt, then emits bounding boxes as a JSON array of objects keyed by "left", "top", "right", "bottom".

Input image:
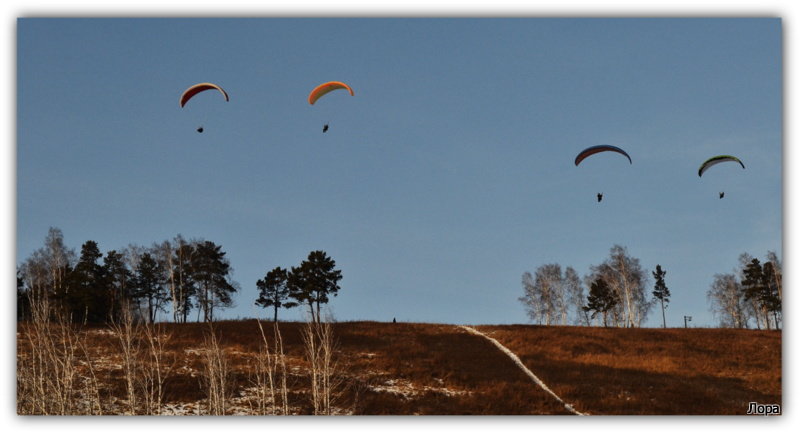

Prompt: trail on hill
[{"left": 458, "top": 325, "right": 588, "bottom": 416}]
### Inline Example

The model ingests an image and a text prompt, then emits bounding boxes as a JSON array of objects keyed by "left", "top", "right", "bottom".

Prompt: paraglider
[
  {"left": 179, "top": 82, "right": 229, "bottom": 107},
  {"left": 308, "top": 81, "right": 354, "bottom": 105},
  {"left": 698, "top": 155, "right": 745, "bottom": 198},
  {"left": 309, "top": 81, "right": 354, "bottom": 132},
  {"left": 698, "top": 155, "right": 745, "bottom": 177},
  {"left": 179, "top": 82, "right": 229, "bottom": 133},
  {"left": 575, "top": 145, "right": 632, "bottom": 203},
  {"left": 574, "top": 145, "right": 633, "bottom": 166}
]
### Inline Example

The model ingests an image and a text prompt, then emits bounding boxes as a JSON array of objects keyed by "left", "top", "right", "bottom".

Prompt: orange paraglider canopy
[
  {"left": 180, "top": 82, "right": 229, "bottom": 107},
  {"left": 308, "top": 81, "right": 354, "bottom": 105}
]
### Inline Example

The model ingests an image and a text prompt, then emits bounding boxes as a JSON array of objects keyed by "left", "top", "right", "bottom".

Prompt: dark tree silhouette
[
  {"left": 742, "top": 258, "right": 771, "bottom": 330},
  {"left": 583, "top": 278, "right": 619, "bottom": 327},
  {"left": 65, "top": 240, "right": 108, "bottom": 324},
  {"left": 256, "top": 266, "right": 298, "bottom": 322},
  {"left": 191, "top": 240, "right": 237, "bottom": 322},
  {"left": 288, "top": 250, "right": 342, "bottom": 324},
  {"left": 761, "top": 261, "right": 782, "bottom": 329},
  {"left": 103, "top": 249, "right": 133, "bottom": 322},
  {"left": 131, "top": 252, "right": 167, "bottom": 323},
  {"left": 652, "top": 265, "right": 671, "bottom": 328}
]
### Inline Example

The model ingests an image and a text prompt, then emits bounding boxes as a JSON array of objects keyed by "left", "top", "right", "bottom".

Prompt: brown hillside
[{"left": 16, "top": 320, "right": 780, "bottom": 415}]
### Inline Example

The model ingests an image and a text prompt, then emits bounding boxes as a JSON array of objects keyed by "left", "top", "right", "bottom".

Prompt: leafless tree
[
  {"left": 140, "top": 322, "right": 172, "bottom": 414},
  {"left": 251, "top": 319, "right": 290, "bottom": 415},
  {"left": 201, "top": 324, "right": 230, "bottom": 415},
  {"left": 519, "top": 264, "right": 566, "bottom": 325},
  {"left": 707, "top": 273, "right": 748, "bottom": 328},
  {"left": 589, "top": 245, "right": 651, "bottom": 327},
  {"left": 109, "top": 302, "right": 141, "bottom": 414},
  {"left": 302, "top": 312, "right": 342, "bottom": 415},
  {"left": 17, "top": 287, "right": 100, "bottom": 415},
  {"left": 564, "top": 267, "right": 589, "bottom": 326},
  {"left": 153, "top": 239, "right": 179, "bottom": 323}
]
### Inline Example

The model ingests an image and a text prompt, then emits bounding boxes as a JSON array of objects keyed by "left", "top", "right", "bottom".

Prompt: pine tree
[
  {"left": 742, "top": 258, "right": 770, "bottom": 329},
  {"left": 191, "top": 240, "right": 236, "bottom": 322},
  {"left": 131, "top": 252, "right": 167, "bottom": 323},
  {"left": 103, "top": 250, "right": 133, "bottom": 322},
  {"left": 66, "top": 240, "right": 107, "bottom": 324},
  {"left": 583, "top": 278, "right": 619, "bottom": 327},
  {"left": 256, "top": 266, "right": 298, "bottom": 322},
  {"left": 652, "top": 265, "right": 670, "bottom": 328},
  {"left": 288, "top": 250, "right": 342, "bottom": 324}
]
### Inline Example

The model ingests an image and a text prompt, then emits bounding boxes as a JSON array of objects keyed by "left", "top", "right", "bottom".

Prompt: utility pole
[{"left": 684, "top": 315, "right": 692, "bottom": 328}]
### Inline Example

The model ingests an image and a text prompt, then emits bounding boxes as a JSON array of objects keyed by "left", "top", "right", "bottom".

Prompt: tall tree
[
  {"left": 564, "top": 267, "right": 587, "bottom": 326},
  {"left": 652, "top": 265, "right": 670, "bottom": 328},
  {"left": 191, "top": 240, "right": 237, "bottom": 322},
  {"left": 288, "top": 251, "right": 342, "bottom": 324},
  {"left": 17, "top": 268, "right": 28, "bottom": 321},
  {"left": 761, "top": 261, "right": 782, "bottom": 329},
  {"left": 173, "top": 236, "right": 196, "bottom": 323},
  {"left": 589, "top": 245, "right": 650, "bottom": 327},
  {"left": 741, "top": 258, "right": 770, "bottom": 330},
  {"left": 583, "top": 278, "right": 618, "bottom": 327},
  {"left": 103, "top": 250, "right": 133, "bottom": 322},
  {"left": 707, "top": 273, "right": 748, "bottom": 328},
  {"left": 66, "top": 240, "right": 108, "bottom": 324},
  {"left": 44, "top": 227, "right": 75, "bottom": 301},
  {"left": 518, "top": 264, "right": 566, "bottom": 325},
  {"left": 256, "top": 267, "right": 298, "bottom": 322},
  {"left": 765, "top": 251, "right": 782, "bottom": 303},
  {"left": 131, "top": 252, "right": 167, "bottom": 323},
  {"left": 152, "top": 239, "right": 179, "bottom": 323}
]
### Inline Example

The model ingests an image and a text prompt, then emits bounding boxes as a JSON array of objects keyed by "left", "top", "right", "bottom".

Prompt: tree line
[
  {"left": 17, "top": 227, "right": 345, "bottom": 326},
  {"left": 519, "top": 244, "right": 657, "bottom": 328},
  {"left": 520, "top": 244, "right": 781, "bottom": 329},
  {"left": 17, "top": 227, "right": 238, "bottom": 324},
  {"left": 255, "top": 250, "right": 343, "bottom": 324},
  {"left": 707, "top": 252, "right": 782, "bottom": 329}
]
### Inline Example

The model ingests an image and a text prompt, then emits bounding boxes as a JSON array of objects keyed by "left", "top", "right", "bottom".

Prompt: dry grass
[
  {"left": 474, "top": 325, "right": 782, "bottom": 415},
  {"left": 17, "top": 319, "right": 781, "bottom": 415}
]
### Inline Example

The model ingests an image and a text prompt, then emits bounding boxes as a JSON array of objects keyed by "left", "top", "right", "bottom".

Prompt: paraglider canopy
[
  {"left": 698, "top": 155, "right": 745, "bottom": 177},
  {"left": 574, "top": 145, "right": 632, "bottom": 166},
  {"left": 308, "top": 81, "right": 354, "bottom": 105},
  {"left": 180, "top": 82, "right": 229, "bottom": 108}
]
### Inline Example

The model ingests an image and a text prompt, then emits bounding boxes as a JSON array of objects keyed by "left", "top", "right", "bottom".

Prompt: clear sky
[{"left": 16, "top": 17, "right": 781, "bottom": 327}]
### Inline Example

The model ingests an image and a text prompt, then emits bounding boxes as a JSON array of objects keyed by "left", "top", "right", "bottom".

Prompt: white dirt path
[{"left": 458, "top": 325, "right": 588, "bottom": 416}]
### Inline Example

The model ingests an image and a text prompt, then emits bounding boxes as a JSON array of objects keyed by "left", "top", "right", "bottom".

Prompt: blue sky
[{"left": 15, "top": 18, "right": 781, "bottom": 327}]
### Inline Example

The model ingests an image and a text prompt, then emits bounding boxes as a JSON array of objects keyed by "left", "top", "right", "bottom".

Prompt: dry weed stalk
[
  {"left": 302, "top": 316, "right": 343, "bottom": 415},
  {"left": 140, "top": 322, "right": 173, "bottom": 415},
  {"left": 109, "top": 304, "right": 141, "bottom": 414},
  {"left": 274, "top": 322, "right": 290, "bottom": 415},
  {"left": 17, "top": 290, "right": 97, "bottom": 415},
  {"left": 201, "top": 324, "right": 230, "bottom": 415},
  {"left": 250, "top": 320, "right": 291, "bottom": 415},
  {"left": 108, "top": 303, "right": 174, "bottom": 415}
]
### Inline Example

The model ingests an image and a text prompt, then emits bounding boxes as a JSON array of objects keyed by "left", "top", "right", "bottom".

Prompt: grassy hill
[{"left": 16, "top": 320, "right": 781, "bottom": 415}]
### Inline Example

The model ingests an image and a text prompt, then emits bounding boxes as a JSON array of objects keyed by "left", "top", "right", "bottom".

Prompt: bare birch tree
[
  {"left": 519, "top": 264, "right": 566, "bottom": 325},
  {"left": 589, "top": 245, "right": 650, "bottom": 327},
  {"left": 564, "top": 266, "right": 588, "bottom": 326},
  {"left": 707, "top": 273, "right": 748, "bottom": 328}
]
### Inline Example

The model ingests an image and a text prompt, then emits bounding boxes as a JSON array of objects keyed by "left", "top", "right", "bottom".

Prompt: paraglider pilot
[{"left": 597, "top": 193, "right": 603, "bottom": 203}]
